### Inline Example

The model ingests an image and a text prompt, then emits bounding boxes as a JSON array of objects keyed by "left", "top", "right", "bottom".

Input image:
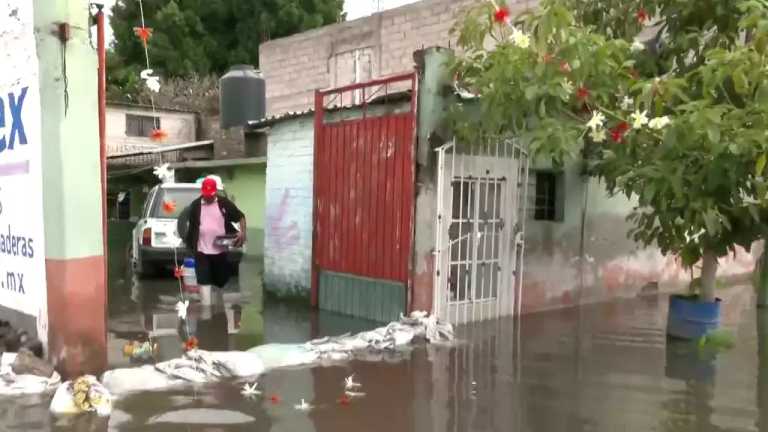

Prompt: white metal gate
[{"left": 433, "top": 139, "right": 529, "bottom": 325}]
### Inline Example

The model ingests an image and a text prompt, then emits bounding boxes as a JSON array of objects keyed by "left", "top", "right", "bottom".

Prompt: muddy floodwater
[{"left": 1, "top": 244, "right": 766, "bottom": 431}]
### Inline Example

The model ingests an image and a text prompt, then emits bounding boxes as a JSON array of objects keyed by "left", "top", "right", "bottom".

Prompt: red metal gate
[{"left": 312, "top": 73, "right": 417, "bottom": 314}]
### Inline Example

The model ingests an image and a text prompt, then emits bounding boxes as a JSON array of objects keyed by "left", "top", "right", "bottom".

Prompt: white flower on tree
[
  {"left": 561, "top": 79, "right": 574, "bottom": 95},
  {"left": 648, "top": 116, "right": 671, "bottom": 129},
  {"left": 510, "top": 28, "right": 531, "bottom": 48},
  {"left": 590, "top": 128, "right": 607, "bottom": 143},
  {"left": 586, "top": 111, "right": 606, "bottom": 131},
  {"left": 630, "top": 110, "right": 649, "bottom": 129},
  {"left": 620, "top": 96, "right": 634, "bottom": 111}
]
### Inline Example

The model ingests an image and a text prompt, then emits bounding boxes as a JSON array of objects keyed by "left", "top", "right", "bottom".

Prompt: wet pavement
[{"left": 2, "top": 242, "right": 768, "bottom": 431}]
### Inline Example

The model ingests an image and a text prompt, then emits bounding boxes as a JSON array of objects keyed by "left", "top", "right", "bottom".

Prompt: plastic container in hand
[{"left": 182, "top": 258, "right": 197, "bottom": 287}]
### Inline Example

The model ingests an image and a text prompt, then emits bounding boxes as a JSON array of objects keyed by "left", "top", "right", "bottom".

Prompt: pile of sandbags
[
  {"left": 0, "top": 349, "right": 60, "bottom": 396},
  {"left": 303, "top": 311, "right": 455, "bottom": 361},
  {"left": 101, "top": 312, "right": 453, "bottom": 396},
  {"left": 102, "top": 349, "right": 265, "bottom": 395}
]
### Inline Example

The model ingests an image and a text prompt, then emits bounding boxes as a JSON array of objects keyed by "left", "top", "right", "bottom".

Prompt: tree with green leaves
[
  {"left": 452, "top": 0, "right": 768, "bottom": 303},
  {"left": 108, "top": 0, "right": 344, "bottom": 100}
]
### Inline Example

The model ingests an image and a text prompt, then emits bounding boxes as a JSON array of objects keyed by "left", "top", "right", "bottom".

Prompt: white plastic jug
[{"left": 182, "top": 258, "right": 197, "bottom": 287}]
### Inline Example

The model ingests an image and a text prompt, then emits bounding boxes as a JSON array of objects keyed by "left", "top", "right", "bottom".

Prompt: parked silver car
[{"left": 131, "top": 183, "right": 242, "bottom": 277}]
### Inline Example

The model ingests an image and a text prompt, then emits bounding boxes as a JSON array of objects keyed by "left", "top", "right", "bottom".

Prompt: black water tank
[{"left": 219, "top": 65, "right": 265, "bottom": 129}]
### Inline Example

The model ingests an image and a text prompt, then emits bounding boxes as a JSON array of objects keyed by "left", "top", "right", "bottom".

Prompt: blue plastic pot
[{"left": 666, "top": 294, "right": 721, "bottom": 340}]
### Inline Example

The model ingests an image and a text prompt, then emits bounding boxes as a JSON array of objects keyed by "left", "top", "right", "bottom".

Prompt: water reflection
[
  {"left": 661, "top": 339, "right": 717, "bottom": 432},
  {"left": 758, "top": 310, "right": 768, "bottom": 432}
]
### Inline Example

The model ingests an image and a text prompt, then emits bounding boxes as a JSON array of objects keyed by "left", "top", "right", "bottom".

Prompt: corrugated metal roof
[
  {"left": 246, "top": 109, "right": 315, "bottom": 129},
  {"left": 246, "top": 89, "right": 413, "bottom": 130},
  {"left": 107, "top": 140, "right": 214, "bottom": 159},
  {"left": 107, "top": 100, "right": 200, "bottom": 114}
]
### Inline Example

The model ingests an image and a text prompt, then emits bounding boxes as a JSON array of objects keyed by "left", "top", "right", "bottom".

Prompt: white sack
[
  {"left": 0, "top": 353, "right": 60, "bottom": 396},
  {"left": 50, "top": 375, "right": 112, "bottom": 417},
  {"left": 247, "top": 344, "right": 318, "bottom": 370}
]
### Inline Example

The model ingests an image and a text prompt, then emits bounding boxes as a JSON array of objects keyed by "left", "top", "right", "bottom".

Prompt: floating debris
[
  {"left": 241, "top": 382, "right": 260, "bottom": 399},
  {"left": 344, "top": 374, "right": 362, "bottom": 391},
  {"left": 184, "top": 336, "right": 199, "bottom": 352},
  {"left": 337, "top": 394, "right": 351, "bottom": 406},
  {"left": 294, "top": 399, "right": 313, "bottom": 411},
  {"left": 122, "top": 341, "right": 158, "bottom": 362}
]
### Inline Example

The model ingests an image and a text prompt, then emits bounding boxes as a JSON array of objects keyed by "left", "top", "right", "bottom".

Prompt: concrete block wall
[
  {"left": 106, "top": 105, "right": 197, "bottom": 155},
  {"left": 263, "top": 116, "right": 315, "bottom": 298},
  {"left": 260, "top": 0, "right": 537, "bottom": 116}
]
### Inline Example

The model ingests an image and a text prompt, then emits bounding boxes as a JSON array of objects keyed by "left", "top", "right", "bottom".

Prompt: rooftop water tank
[{"left": 219, "top": 65, "right": 265, "bottom": 129}]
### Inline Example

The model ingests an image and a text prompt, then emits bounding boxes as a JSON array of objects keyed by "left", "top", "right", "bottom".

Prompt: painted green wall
[
  {"left": 36, "top": 1, "right": 104, "bottom": 260},
  {"left": 221, "top": 165, "right": 266, "bottom": 258}
]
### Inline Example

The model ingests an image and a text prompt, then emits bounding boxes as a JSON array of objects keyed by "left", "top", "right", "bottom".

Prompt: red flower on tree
[
  {"left": 133, "top": 26, "right": 153, "bottom": 46},
  {"left": 610, "top": 122, "right": 630, "bottom": 143},
  {"left": 636, "top": 8, "right": 649, "bottom": 24},
  {"left": 541, "top": 53, "right": 554, "bottom": 64},
  {"left": 493, "top": 6, "right": 511, "bottom": 24},
  {"left": 559, "top": 61, "right": 572, "bottom": 73},
  {"left": 576, "top": 86, "right": 590, "bottom": 101}
]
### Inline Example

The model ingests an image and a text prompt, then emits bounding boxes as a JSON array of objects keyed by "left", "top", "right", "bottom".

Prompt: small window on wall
[
  {"left": 529, "top": 171, "right": 564, "bottom": 222},
  {"left": 126, "top": 114, "right": 160, "bottom": 137}
]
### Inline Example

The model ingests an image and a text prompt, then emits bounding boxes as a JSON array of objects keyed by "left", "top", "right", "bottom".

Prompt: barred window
[{"left": 126, "top": 114, "right": 160, "bottom": 137}]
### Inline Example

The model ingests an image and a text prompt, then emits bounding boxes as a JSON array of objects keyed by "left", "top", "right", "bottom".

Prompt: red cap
[{"left": 201, "top": 178, "right": 217, "bottom": 198}]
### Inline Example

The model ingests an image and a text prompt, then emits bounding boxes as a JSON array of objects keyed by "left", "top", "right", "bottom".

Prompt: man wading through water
[{"left": 178, "top": 177, "right": 246, "bottom": 305}]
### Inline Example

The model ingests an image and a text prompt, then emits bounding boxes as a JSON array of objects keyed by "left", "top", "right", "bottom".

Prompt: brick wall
[
  {"left": 263, "top": 115, "right": 315, "bottom": 297},
  {"left": 260, "top": 0, "right": 535, "bottom": 116}
]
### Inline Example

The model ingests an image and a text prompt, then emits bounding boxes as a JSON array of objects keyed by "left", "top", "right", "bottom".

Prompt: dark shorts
[{"left": 195, "top": 252, "right": 232, "bottom": 288}]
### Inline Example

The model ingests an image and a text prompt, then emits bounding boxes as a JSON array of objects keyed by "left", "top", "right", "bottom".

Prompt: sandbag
[
  {"left": 0, "top": 353, "right": 60, "bottom": 396},
  {"left": 50, "top": 375, "right": 112, "bottom": 417},
  {"left": 301, "top": 311, "right": 454, "bottom": 361},
  {"left": 101, "top": 313, "right": 452, "bottom": 396},
  {"left": 154, "top": 350, "right": 264, "bottom": 383},
  {"left": 102, "top": 365, "right": 187, "bottom": 395},
  {"left": 247, "top": 344, "right": 319, "bottom": 370},
  {"left": 103, "top": 349, "right": 265, "bottom": 396}
]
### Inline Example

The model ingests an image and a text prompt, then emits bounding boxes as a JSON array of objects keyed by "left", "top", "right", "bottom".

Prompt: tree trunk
[{"left": 700, "top": 250, "right": 719, "bottom": 303}]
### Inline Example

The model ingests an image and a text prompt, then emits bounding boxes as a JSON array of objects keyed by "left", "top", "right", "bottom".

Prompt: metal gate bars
[{"left": 433, "top": 139, "right": 529, "bottom": 325}]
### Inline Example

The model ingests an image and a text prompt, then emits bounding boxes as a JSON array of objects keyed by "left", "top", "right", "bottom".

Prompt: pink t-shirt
[{"left": 198, "top": 199, "right": 226, "bottom": 254}]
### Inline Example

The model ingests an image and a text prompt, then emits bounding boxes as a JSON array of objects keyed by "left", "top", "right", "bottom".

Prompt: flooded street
[{"left": 1, "top": 237, "right": 767, "bottom": 431}]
